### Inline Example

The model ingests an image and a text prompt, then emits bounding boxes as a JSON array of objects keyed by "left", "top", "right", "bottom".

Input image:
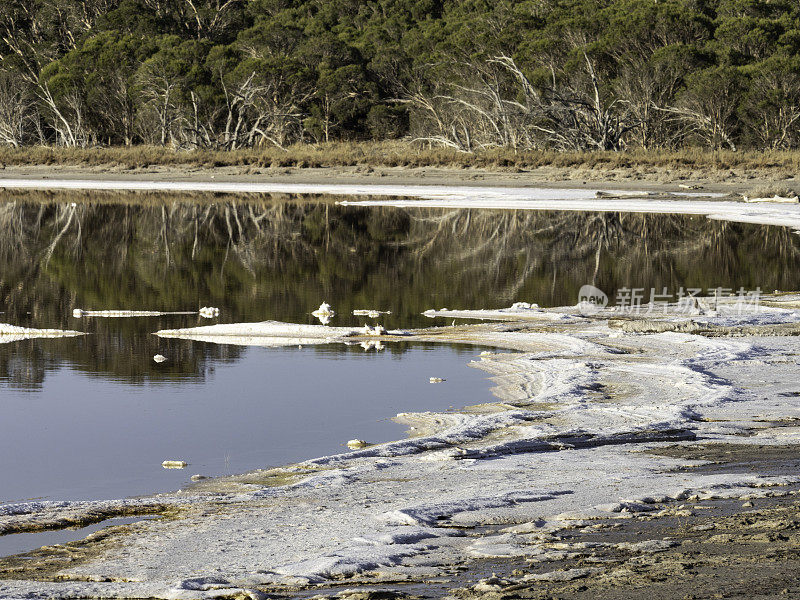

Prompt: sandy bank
[
  {"left": 0, "top": 163, "right": 761, "bottom": 196},
  {"left": 0, "top": 154, "right": 797, "bottom": 196}
]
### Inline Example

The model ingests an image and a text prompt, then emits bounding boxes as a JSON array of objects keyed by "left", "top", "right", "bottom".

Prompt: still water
[
  {"left": 2, "top": 193, "right": 800, "bottom": 508},
  {"left": 1, "top": 337, "right": 487, "bottom": 504}
]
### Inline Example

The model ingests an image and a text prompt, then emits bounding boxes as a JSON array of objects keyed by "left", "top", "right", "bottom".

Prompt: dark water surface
[{"left": 2, "top": 193, "right": 800, "bottom": 510}]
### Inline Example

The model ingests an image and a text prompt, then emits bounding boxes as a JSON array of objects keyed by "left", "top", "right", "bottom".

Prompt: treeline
[{"left": 1, "top": 0, "right": 800, "bottom": 152}]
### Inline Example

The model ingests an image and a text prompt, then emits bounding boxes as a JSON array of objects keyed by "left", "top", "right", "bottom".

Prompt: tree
[
  {"left": 0, "top": 71, "right": 35, "bottom": 146},
  {"left": 740, "top": 56, "right": 800, "bottom": 148},
  {"left": 40, "top": 31, "right": 155, "bottom": 145},
  {"left": 136, "top": 37, "right": 212, "bottom": 146},
  {"left": 670, "top": 66, "right": 747, "bottom": 150},
  {"left": 299, "top": 35, "right": 374, "bottom": 142}
]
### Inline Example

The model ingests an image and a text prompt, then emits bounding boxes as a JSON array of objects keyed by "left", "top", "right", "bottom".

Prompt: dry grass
[
  {"left": 744, "top": 184, "right": 800, "bottom": 199},
  {"left": 2, "top": 142, "right": 800, "bottom": 173}
]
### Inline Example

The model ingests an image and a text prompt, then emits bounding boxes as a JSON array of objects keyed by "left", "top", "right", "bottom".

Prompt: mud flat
[
  {"left": 447, "top": 445, "right": 800, "bottom": 600},
  {"left": 2, "top": 296, "right": 800, "bottom": 598}
]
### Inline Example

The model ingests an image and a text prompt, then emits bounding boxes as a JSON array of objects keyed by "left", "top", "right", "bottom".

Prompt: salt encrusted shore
[
  {"left": 336, "top": 195, "right": 800, "bottom": 233},
  {"left": 2, "top": 295, "right": 800, "bottom": 598},
  {"left": 5, "top": 176, "right": 800, "bottom": 233}
]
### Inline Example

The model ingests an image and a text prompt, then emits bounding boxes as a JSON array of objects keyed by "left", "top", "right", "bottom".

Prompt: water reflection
[
  {"left": 1, "top": 191, "right": 800, "bottom": 389},
  {"left": 0, "top": 320, "right": 242, "bottom": 390},
  {"left": 0, "top": 339, "right": 49, "bottom": 390}
]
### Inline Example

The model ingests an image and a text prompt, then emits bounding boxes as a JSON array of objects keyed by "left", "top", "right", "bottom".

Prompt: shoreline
[
  {"left": 4, "top": 173, "right": 800, "bottom": 235},
  {"left": 2, "top": 297, "right": 800, "bottom": 598},
  {"left": 0, "top": 162, "right": 779, "bottom": 196}
]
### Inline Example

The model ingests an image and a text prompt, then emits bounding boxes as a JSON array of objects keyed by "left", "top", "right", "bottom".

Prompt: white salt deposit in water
[
  {"left": 311, "top": 302, "right": 335, "bottom": 325},
  {"left": 362, "top": 324, "right": 387, "bottom": 336},
  {"left": 72, "top": 309, "right": 195, "bottom": 318},
  {"left": 353, "top": 309, "right": 391, "bottom": 317},
  {"left": 0, "top": 323, "right": 85, "bottom": 338},
  {"left": 312, "top": 302, "right": 335, "bottom": 316},
  {"left": 154, "top": 321, "right": 409, "bottom": 343}
]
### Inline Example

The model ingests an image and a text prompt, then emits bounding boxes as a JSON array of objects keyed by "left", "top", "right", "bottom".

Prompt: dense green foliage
[{"left": 1, "top": 0, "right": 800, "bottom": 151}]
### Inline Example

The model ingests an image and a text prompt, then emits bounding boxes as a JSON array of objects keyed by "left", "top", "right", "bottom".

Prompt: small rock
[
  {"left": 162, "top": 460, "right": 187, "bottom": 469},
  {"left": 473, "top": 573, "right": 513, "bottom": 592},
  {"left": 190, "top": 474, "right": 208, "bottom": 481},
  {"left": 312, "top": 302, "right": 335, "bottom": 325},
  {"left": 346, "top": 439, "right": 369, "bottom": 449},
  {"left": 362, "top": 324, "right": 386, "bottom": 336},
  {"left": 743, "top": 501, "right": 754, "bottom": 507},
  {"left": 198, "top": 306, "right": 220, "bottom": 318},
  {"left": 312, "top": 302, "right": 335, "bottom": 316}
]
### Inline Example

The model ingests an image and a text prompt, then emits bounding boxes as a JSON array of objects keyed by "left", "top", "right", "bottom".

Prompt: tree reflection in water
[{"left": 2, "top": 189, "right": 800, "bottom": 388}]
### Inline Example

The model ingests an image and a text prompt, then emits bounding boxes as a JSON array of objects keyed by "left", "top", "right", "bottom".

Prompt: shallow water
[
  {"left": 2, "top": 194, "right": 800, "bottom": 509},
  {"left": 0, "top": 338, "right": 487, "bottom": 504},
  {"left": 0, "top": 516, "right": 156, "bottom": 557}
]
